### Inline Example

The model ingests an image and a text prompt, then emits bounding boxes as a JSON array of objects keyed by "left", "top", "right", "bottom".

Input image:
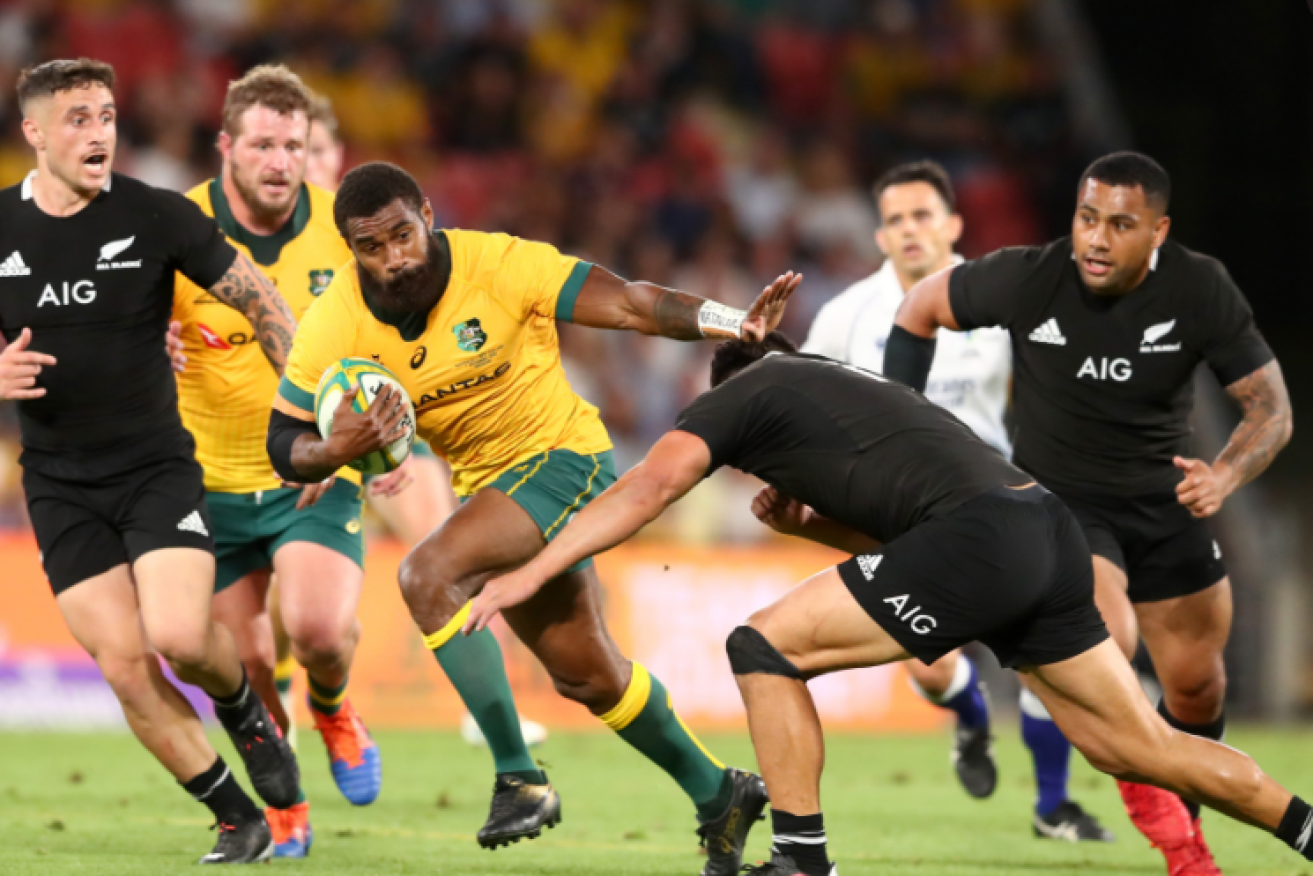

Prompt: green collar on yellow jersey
[
  {"left": 209, "top": 177, "right": 312, "bottom": 267},
  {"left": 359, "top": 230, "right": 452, "bottom": 342}
]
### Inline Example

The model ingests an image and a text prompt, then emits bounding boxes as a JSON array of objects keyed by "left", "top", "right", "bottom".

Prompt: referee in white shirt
[{"left": 803, "top": 160, "right": 1113, "bottom": 843}]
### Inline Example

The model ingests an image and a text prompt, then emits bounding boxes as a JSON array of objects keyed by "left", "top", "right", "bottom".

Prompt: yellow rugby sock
[{"left": 600, "top": 663, "right": 731, "bottom": 819}]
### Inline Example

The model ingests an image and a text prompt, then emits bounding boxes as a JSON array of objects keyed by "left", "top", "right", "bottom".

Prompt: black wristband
[
  {"left": 883, "top": 324, "right": 936, "bottom": 392},
  {"left": 267, "top": 408, "right": 319, "bottom": 482}
]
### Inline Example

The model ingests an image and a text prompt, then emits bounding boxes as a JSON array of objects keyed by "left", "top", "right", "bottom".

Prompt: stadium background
[{"left": 0, "top": 0, "right": 1310, "bottom": 734}]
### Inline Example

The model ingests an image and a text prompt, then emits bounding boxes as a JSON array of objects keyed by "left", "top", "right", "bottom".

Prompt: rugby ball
[{"left": 314, "top": 358, "right": 416, "bottom": 474}]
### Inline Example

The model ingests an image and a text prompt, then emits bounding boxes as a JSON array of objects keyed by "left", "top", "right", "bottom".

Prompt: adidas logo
[
  {"left": 856, "top": 554, "right": 883, "bottom": 581},
  {"left": 0, "top": 251, "right": 31, "bottom": 277},
  {"left": 177, "top": 510, "right": 209, "bottom": 536},
  {"left": 1028, "top": 318, "right": 1066, "bottom": 346}
]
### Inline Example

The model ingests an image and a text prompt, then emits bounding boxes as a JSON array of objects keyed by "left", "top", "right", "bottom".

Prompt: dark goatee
[{"left": 359, "top": 234, "right": 444, "bottom": 313}]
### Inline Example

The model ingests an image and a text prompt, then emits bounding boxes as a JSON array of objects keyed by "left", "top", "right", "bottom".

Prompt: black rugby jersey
[
  {"left": 674, "top": 353, "right": 1030, "bottom": 545},
  {"left": 948, "top": 237, "right": 1273, "bottom": 496},
  {"left": 0, "top": 172, "right": 236, "bottom": 478}
]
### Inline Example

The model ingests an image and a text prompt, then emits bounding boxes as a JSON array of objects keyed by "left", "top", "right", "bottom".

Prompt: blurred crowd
[{"left": 0, "top": 0, "right": 1094, "bottom": 537}]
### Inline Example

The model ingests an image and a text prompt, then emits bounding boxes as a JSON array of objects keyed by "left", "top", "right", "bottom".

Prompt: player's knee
[
  {"left": 1162, "top": 664, "right": 1227, "bottom": 716},
  {"left": 150, "top": 626, "right": 211, "bottom": 672},
  {"left": 96, "top": 650, "right": 155, "bottom": 704},
  {"left": 726, "top": 625, "right": 803, "bottom": 680},
  {"left": 398, "top": 548, "right": 454, "bottom": 608},
  {"left": 289, "top": 617, "right": 352, "bottom": 669}
]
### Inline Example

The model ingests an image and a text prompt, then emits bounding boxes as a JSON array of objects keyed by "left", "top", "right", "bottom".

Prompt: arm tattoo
[
  {"left": 651, "top": 288, "right": 705, "bottom": 341},
  {"left": 1217, "top": 359, "right": 1293, "bottom": 492},
  {"left": 208, "top": 254, "right": 297, "bottom": 376}
]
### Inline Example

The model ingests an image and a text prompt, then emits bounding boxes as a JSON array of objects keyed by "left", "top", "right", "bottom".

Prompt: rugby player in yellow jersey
[
  {"left": 170, "top": 66, "right": 388, "bottom": 856},
  {"left": 268, "top": 162, "right": 799, "bottom": 872},
  {"left": 301, "top": 94, "right": 549, "bottom": 751}
]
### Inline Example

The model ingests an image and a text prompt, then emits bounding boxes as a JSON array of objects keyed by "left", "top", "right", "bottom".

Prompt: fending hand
[
  {"left": 741, "top": 271, "right": 802, "bottom": 341},
  {"left": 0, "top": 327, "right": 56, "bottom": 400}
]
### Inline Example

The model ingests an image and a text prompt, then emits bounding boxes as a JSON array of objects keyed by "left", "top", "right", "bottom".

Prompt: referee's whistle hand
[
  {"left": 0, "top": 327, "right": 56, "bottom": 400},
  {"left": 1174, "top": 455, "right": 1225, "bottom": 518}
]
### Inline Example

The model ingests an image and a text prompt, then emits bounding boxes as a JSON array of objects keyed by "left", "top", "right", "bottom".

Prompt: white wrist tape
[{"left": 697, "top": 301, "right": 747, "bottom": 338}]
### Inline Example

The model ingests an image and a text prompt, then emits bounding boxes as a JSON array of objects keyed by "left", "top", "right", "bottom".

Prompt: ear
[
  {"left": 21, "top": 116, "right": 43, "bottom": 151},
  {"left": 1152, "top": 214, "right": 1171, "bottom": 249},
  {"left": 216, "top": 130, "right": 233, "bottom": 162},
  {"left": 873, "top": 225, "right": 890, "bottom": 257},
  {"left": 945, "top": 213, "right": 964, "bottom": 247},
  {"left": 421, "top": 198, "right": 435, "bottom": 230}
]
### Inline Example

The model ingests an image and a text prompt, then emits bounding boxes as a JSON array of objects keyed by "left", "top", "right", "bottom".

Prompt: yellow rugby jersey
[
  {"left": 279, "top": 229, "right": 611, "bottom": 497},
  {"left": 173, "top": 179, "right": 359, "bottom": 492}
]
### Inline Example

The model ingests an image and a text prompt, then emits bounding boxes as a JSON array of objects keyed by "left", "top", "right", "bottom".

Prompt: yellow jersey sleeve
[
  {"left": 278, "top": 276, "right": 359, "bottom": 415},
  {"left": 456, "top": 229, "right": 593, "bottom": 323}
]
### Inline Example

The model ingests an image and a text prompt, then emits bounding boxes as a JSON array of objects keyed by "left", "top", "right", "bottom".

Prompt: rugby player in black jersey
[
  {"left": 0, "top": 59, "right": 300, "bottom": 864},
  {"left": 462, "top": 338, "right": 1313, "bottom": 876},
  {"left": 884, "top": 151, "right": 1293, "bottom": 874}
]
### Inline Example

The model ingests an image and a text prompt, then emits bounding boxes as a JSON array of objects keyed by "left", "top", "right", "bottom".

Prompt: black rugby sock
[
  {"left": 1157, "top": 699, "right": 1225, "bottom": 820},
  {"left": 182, "top": 756, "right": 261, "bottom": 824},
  {"left": 771, "top": 809, "right": 830, "bottom": 876},
  {"left": 1276, "top": 796, "right": 1313, "bottom": 860}
]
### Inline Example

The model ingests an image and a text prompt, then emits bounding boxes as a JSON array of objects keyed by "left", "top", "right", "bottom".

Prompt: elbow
[{"left": 1279, "top": 411, "right": 1294, "bottom": 450}]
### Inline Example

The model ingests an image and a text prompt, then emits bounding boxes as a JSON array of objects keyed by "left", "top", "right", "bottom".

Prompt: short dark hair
[
  {"left": 872, "top": 160, "right": 956, "bottom": 219},
  {"left": 1079, "top": 151, "right": 1171, "bottom": 212},
  {"left": 334, "top": 162, "right": 425, "bottom": 238},
  {"left": 709, "top": 332, "right": 799, "bottom": 387},
  {"left": 16, "top": 58, "right": 116, "bottom": 113},
  {"left": 222, "top": 64, "right": 314, "bottom": 138}
]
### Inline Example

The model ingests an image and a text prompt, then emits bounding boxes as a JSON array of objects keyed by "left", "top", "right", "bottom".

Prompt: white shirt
[{"left": 802, "top": 258, "right": 1013, "bottom": 455}]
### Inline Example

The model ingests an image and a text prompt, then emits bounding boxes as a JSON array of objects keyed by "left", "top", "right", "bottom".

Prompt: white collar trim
[{"left": 21, "top": 169, "right": 110, "bottom": 202}]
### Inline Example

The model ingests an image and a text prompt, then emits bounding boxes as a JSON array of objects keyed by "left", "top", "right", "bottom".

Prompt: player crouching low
[{"left": 467, "top": 335, "right": 1313, "bottom": 876}]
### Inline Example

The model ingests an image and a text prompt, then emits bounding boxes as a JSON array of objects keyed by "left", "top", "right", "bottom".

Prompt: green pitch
[{"left": 1, "top": 727, "right": 1310, "bottom": 875}]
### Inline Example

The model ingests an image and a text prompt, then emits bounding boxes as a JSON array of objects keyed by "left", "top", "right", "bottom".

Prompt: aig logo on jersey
[
  {"left": 1078, "top": 357, "right": 1132, "bottom": 382},
  {"left": 96, "top": 236, "right": 141, "bottom": 271},
  {"left": 38, "top": 280, "right": 96, "bottom": 307}
]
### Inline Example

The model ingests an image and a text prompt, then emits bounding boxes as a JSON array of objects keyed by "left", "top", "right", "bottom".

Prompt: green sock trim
[
  {"left": 275, "top": 676, "right": 292, "bottom": 696},
  {"left": 504, "top": 768, "right": 548, "bottom": 785},
  {"left": 295, "top": 787, "right": 307, "bottom": 805},
  {"left": 613, "top": 673, "right": 730, "bottom": 819},
  {"left": 307, "top": 675, "right": 347, "bottom": 716},
  {"left": 433, "top": 627, "right": 538, "bottom": 776}
]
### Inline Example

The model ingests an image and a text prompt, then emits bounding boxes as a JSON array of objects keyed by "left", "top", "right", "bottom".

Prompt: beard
[
  {"left": 232, "top": 169, "right": 298, "bottom": 225},
  {"left": 358, "top": 233, "right": 445, "bottom": 313}
]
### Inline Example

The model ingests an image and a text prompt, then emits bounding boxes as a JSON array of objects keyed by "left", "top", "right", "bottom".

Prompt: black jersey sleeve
[
  {"left": 672, "top": 382, "right": 751, "bottom": 474},
  {"left": 155, "top": 187, "right": 238, "bottom": 289},
  {"left": 1193, "top": 260, "right": 1274, "bottom": 386},
  {"left": 948, "top": 246, "right": 1044, "bottom": 331}
]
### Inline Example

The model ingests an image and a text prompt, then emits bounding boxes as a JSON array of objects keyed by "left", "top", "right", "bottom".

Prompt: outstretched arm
[
  {"left": 208, "top": 252, "right": 297, "bottom": 375},
  {"left": 567, "top": 264, "right": 802, "bottom": 341},
  {"left": 885, "top": 267, "right": 960, "bottom": 391},
  {"left": 1175, "top": 359, "right": 1293, "bottom": 517},
  {"left": 464, "top": 430, "right": 712, "bottom": 632}
]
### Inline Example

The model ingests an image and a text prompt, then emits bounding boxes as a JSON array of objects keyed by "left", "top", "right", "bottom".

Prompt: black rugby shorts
[
  {"left": 23, "top": 455, "right": 214, "bottom": 594},
  {"left": 1050, "top": 487, "right": 1226, "bottom": 603},
  {"left": 837, "top": 485, "right": 1109, "bottom": 668}
]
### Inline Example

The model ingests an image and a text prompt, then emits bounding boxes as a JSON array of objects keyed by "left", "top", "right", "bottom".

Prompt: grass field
[{"left": 1, "top": 726, "right": 1311, "bottom": 875}]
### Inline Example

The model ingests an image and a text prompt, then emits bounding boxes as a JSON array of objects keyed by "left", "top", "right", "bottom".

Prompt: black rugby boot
[
  {"left": 951, "top": 720, "right": 998, "bottom": 799},
  {"left": 217, "top": 694, "right": 300, "bottom": 810},
  {"left": 198, "top": 814, "right": 274, "bottom": 864},
  {"left": 695, "top": 768, "right": 769, "bottom": 876},
  {"left": 1033, "top": 799, "right": 1116, "bottom": 843},
  {"left": 477, "top": 773, "right": 562, "bottom": 849},
  {"left": 741, "top": 852, "right": 838, "bottom": 876}
]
